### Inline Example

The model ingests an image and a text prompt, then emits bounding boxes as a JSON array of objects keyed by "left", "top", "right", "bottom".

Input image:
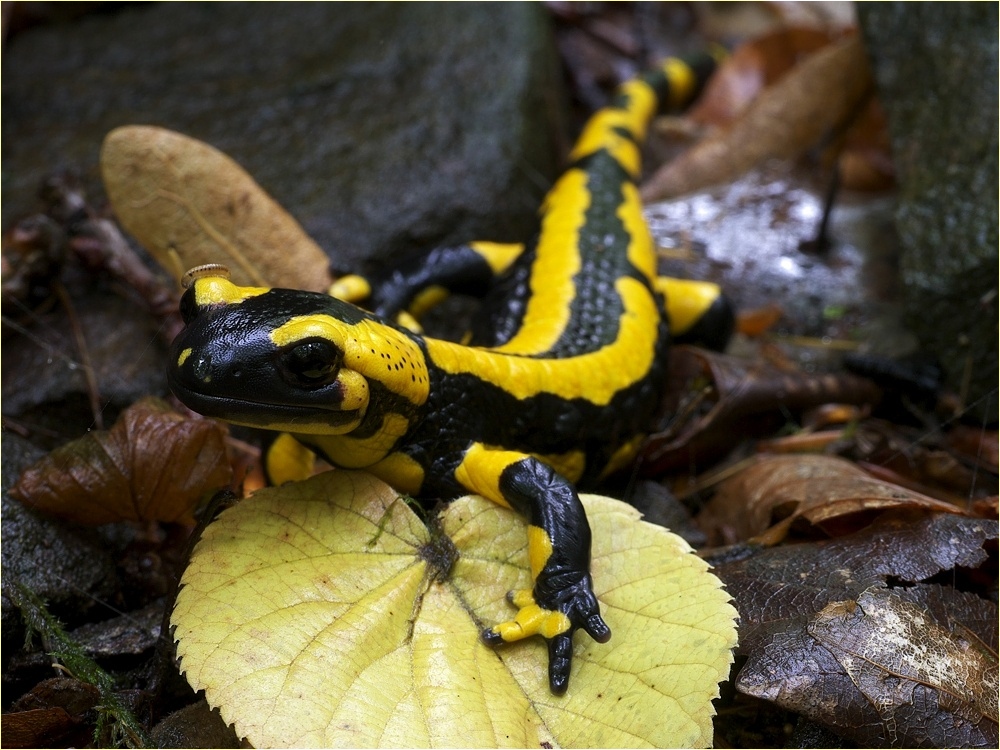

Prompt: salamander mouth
[{"left": 169, "top": 381, "right": 362, "bottom": 432}]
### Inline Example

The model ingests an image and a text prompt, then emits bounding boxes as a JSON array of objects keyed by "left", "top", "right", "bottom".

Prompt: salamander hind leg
[{"left": 455, "top": 445, "right": 611, "bottom": 694}]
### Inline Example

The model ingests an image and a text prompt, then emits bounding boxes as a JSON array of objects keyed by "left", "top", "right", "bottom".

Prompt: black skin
[
  {"left": 481, "top": 457, "right": 612, "bottom": 694},
  {"left": 170, "top": 51, "right": 730, "bottom": 696}
]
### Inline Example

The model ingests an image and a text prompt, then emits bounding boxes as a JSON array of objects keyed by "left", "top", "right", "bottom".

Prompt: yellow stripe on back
[
  {"left": 493, "top": 169, "right": 588, "bottom": 356},
  {"left": 568, "top": 78, "right": 657, "bottom": 177},
  {"left": 426, "top": 276, "right": 659, "bottom": 406},
  {"left": 662, "top": 57, "right": 698, "bottom": 109},
  {"left": 619, "top": 181, "right": 657, "bottom": 283}
]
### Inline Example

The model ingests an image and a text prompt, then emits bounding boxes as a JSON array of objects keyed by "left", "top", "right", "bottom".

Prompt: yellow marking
[
  {"left": 663, "top": 57, "right": 697, "bottom": 109},
  {"left": 308, "top": 411, "right": 413, "bottom": 468},
  {"left": 469, "top": 241, "right": 525, "bottom": 275},
  {"left": 490, "top": 599, "right": 572, "bottom": 642},
  {"left": 533, "top": 450, "right": 585, "bottom": 484},
  {"left": 656, "top": 277, "right": 722, "bottom": 335},
  {"left": 408, "top": 285, "right": 448, "bottom": 319},
  {"left": 334, "top": 368, "right": 370, "bottom": 412},
  {"left": 329, "top": 274, "right": 371, "bottom": 303},
  {"left": 619, "top": 181, "right": 657, "bottom": 283},
  {"left": 176, "top": 347, "right": 193, "bottom": 367},
  {"left": 227, "top": 369, "right": 370, "bottom": 437},
  {"left": 568, "top": 78, "right": 657, "bottom": 177},
  {"left": 394, "top": 310, "right": 423, "bottom": 334},
  {"left": 426, "top": 276, "right": 660, "bottom": 406},
  {"left": 243, "top": 415, "right": 364, "bottom": 436},
  {"left": 368, "top": 452, "right": 425, "bottom": 496},
  {"left": 270, "top": 315, "right": 430, "bottom": 406},
  {"left": 453, "top": 443, "right": 518, "bottom": 509},
  {"left": 192, "top": 276, "right": 268, "bottom": 307},
  {"left": 493, "top": 169, "right": 587, "bottom": 355},
  {"left": 526, "top": 525, "right": 553, "bottom": 579},
  {"left": 598, "top": 434, "right": 646, "bottom": 481},
  {"left": 266, "top": 433, "right": 317, "bottom": 485}
]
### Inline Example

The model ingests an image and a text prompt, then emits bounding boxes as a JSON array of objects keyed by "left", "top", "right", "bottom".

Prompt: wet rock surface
[
  {"left": 858, "top": 4, "right": 999, "bottom": 421},
  {"left": 647, "top": 165, "right": 912, "bottom": 372}
]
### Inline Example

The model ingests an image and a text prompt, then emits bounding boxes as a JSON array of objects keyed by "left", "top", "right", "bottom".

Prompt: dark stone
[
  {"left": 2, "top": 2, "right": 562, "bottom": 275},
  {"left": 2, "top": 2, "right": 562, "bottom": 434},
  {"left": 1, "top": 434, "right": 122, "bottom": 657},
  {"left": 1, "top": 291, "right": 169, "bottom": 439},
  {"left": 858, "top": 3, "right": 999, "bottom": 422},
  {"left": 149, "top": 701, "right": 242, "bottom": 749}
]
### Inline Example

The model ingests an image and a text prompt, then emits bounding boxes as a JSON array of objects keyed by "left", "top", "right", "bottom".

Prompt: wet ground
[{"left": 646, "top": 164, "right": 912, "bottom": 372}]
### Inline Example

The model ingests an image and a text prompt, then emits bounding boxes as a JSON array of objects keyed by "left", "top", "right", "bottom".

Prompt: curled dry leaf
[
  {"left": 173, "top": 470, "right": 738, "bottom": 748},
  {"left": 642, "top": 34, "right": 873, "bottom": 201},
  {"left": 699, "top": 453, "right": 964, "bottom": 545},
  {"left": 11, "top": 397, "right": 231, "bottom": 525},
  {"left": 101, "top": 125, "right": 331, "bottom": 291}
]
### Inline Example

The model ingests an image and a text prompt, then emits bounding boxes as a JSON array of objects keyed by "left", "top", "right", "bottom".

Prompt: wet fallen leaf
[
  {"left": 715, "top": 510, "right": 997, "bottom": 646},
  {"left": 4, "top": 677, "right": 100, "bottom": 748},
  {"left": 173, "top": 471, "right": 737, "bottom": 748},
  {"left": 700, "top": 453, "right": 964, "bottom": 545},
  {"left": 948, "top": 424, "right": 1000, "bottom": 471},
  {"left": 1, "top": 707, "right": 87, "bottom": 749},
  {"left": 11, "top": 397, "right": 231, "bottom": 525},
  {"left": 641, "top": 347, "right": 881, "bottom": 475},
  {"left": 714, "top": 510, "right": 998, "bottom": 747},
  {"left": 740, "top": 587, "right": 998, "bottom": 748},
  {"left": 642, "top": 34, "right": 873, "bottom": 201},
  {"left": 101, "top": 125, "right": 331, "bottom": 291}
]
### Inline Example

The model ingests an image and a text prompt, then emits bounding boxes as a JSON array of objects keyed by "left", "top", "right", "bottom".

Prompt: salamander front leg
[
  {"left": 456, "top": 444, "right": 611, "bottom": 694},
  {"left": 330, "top": 241, "right": 525, "bottom": 322}
]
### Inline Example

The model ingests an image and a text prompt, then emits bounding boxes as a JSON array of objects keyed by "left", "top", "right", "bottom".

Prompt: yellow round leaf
[{"left": 174, "top": 471, "right": 737, "bottom": 747}]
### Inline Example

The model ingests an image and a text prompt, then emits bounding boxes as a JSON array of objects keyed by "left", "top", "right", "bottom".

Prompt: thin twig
[{"left": 52, "top": 281, "right": 104, "bottom": 429}]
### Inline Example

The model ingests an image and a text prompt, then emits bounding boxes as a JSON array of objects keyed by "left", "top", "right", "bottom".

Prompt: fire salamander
[{"left": 167, "top": 52, "right": 731, "bottom": 694}]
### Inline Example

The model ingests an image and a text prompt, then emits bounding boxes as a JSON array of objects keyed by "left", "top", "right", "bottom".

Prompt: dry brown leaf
[
  {"left": 101, "top": 125, "right": 331, "bottom": 291},
  {"left": 11, "top": 397, "right": 231, "bottom": 525},
  {"left": 701, "top": 453, "right": 964, "bottom": 545},
  {"left": 689, "top": 27, "right": 837, "bottom": 126},
  {"left": 735, "top": 303, "right": 784, "bottom": 337},
  {"left": 642, "top": 34, "right": 873, "bottom": 201}
]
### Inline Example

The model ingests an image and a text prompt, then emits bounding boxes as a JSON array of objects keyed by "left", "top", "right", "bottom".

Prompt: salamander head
[{"left": 168, "top": 273, "right": 428, "bottom": 436}]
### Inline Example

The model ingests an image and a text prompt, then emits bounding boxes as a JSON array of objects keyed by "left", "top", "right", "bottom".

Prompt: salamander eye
[{"left": 280, "top": 340, "right": 342, "bottom": 388}]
